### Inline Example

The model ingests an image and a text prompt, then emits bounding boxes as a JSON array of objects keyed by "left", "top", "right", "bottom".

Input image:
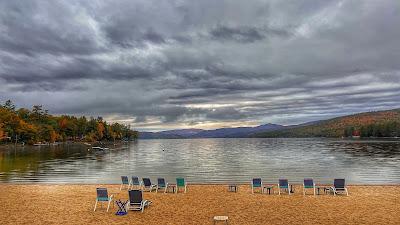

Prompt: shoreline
[
  {"left": 0, "top": 184, "right": 399, "bottom": 224},
  {"left": 1, "top": 182, "right": 400, "bottom": 186}
]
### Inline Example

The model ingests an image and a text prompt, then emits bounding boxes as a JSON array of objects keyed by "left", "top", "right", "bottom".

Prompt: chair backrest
[
  {"left": 131, "top": 176, "right": 140, "bottom": 185},
  {"left": 252, "top": 178, "right": 262, "bottom": 187},
  {"left": 334, "top": 179, "right": 345, "bottom": 189},
  {"left": 158, "top": 178, "right": 166, "bottom": 187},
  {"left": 121, "top": 176, "right": 129, "bottom": 184},
  {"left": 176, "top": 178, "right": 185, "bottom": 187},
  {"left": 142, "top": 178, "right": 152, "bottom": 187},
  {"left": 96, "top": 188, "right": 109, "bottom": 201},
  {"left": 304, "top": 178, "right": 314, "bottom": 188},
  {"left": 128, "top": 190, "right": 143, "bottom": 204},
  {"left": 279, "top": 179, "right": 289, "bottom": 188}
]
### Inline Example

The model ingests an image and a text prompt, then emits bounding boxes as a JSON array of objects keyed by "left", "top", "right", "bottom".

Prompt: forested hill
[
  {"left": 0, "top": 100, "right": 138, "bottom": 145},
  {"left": 253, "top": 109, "right": 400, "bottom": 138}
]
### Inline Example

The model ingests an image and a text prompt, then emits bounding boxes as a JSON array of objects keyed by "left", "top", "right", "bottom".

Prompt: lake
[{"left": 0, "top": 138, "right": 399, "bottom": 184}]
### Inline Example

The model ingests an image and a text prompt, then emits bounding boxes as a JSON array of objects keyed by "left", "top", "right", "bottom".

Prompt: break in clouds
[{"left": 0, "top": 0, "right": 399, "bottom": 131}]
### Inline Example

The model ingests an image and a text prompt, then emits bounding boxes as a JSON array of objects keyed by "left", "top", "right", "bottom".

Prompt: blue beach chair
[
  {"left": 156, "top": 178, "right": 168, "bottom": 193},
  {"left": 120, "top": 176, "right": 131, "bottom": 190},
  {"left": 131, "top": 176, "right": 141, "bottom": 189},
  {"left": 251, "top": 178, "right": 262, "bottom": 194},
  {"left": 93, "top": 188, "right": 113, "bottom": 212},
  {"left": 142, "top": 178, "right": 157, "bottom": 192},
  {"left": 127, "top": 190, "right": 152, "bottom": 212},
  {"left": 303, "top": 178, "right": 316, "bottom": 196},
  {"left": 330, "top": 179, "right": 349, "bottom": 196},
  {"left": 278, "top": 179, "right": 291, "bottom": 195}
]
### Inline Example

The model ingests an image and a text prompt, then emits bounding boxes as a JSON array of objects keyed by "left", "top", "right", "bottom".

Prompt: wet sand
[{"left": 0, "top": 184, "right": 399, "bottom": 225}]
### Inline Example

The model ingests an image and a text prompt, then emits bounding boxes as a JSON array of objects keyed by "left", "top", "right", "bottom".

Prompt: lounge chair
[
  {"left": 120, "top": 176, "right": 131, "bottom": 190},
  {"left": 142, "top": 178, "right": 157, "bottom": 192},
  {"left": 251, "top": 178, "right": 263, "bottom": 194},
  {"left": 156, "top": 178, "right": 168, "bottom": 193},
  {"left": 278, "top": 179, "right": 291, "bottom": 195},
  {"left": 127, "top": 190, "right": 152, "bottom": 212},
  {"left": 93, "top": 188, "right": 113, "bottom": 212},
  {"left": 330, "top": 179, "right": 349, "bottom": 196},
  {"left": 176, "top": 178, "right": 187, "bottom": 193},
  {"left": 131, "top": 176, "right": 141, "bottom": 189},
  {"left": 303, "top": 178, "right": 316, "bottom": 196}
]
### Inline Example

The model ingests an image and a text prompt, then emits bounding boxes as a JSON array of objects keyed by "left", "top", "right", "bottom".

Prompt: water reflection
[{"left": 0, "top": 138, "right": 399, "bottom": 184}]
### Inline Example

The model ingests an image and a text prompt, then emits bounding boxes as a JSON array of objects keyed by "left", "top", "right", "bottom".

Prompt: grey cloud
[
  {"left": 1, "top": 0, "right": 399, "bottom": 130},
  {"left": 210, "top": 25, "right": 265, "bottom": 43}
]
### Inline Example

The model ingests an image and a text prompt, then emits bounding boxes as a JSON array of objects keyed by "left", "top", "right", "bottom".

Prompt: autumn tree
[
  {"left": 0, "top": 100, "right": 138, "bottom": 144},
  {"left": 96, "top": 122, "right": 105, "bottom": 140}
]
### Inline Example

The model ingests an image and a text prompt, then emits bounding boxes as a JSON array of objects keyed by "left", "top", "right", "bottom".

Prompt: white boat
[
  {"left": 91, "top": 146, "right": 109, "bottom": 151},
  {"left": 33, "top": 143, "right": 49, "bottom": 146}
]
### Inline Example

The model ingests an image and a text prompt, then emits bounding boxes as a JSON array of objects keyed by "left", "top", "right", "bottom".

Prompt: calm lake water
[{"left": 0, "top": 138, "right": 399, "bottom": 184}]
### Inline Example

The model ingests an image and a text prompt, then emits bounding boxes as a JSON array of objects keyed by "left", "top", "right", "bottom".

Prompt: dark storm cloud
[
  {"left": 1, "top": 0, "right": 400, "bottom": 130},
  {"left": 210, "top": 25, "right": 265, "bottom": 43}
]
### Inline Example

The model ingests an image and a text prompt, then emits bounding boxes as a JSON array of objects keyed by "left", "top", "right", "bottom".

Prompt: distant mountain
[
  {"left": 253, "top": 108, "right": 400, "bottom": 138},
  {"left": 139, "top": 129, "right": 204, "bottom": 139},
  {"left": 139, "top": 123, "right": 284, "bottom": 139},
  {"left": 191, "top": 123, "right": 284, "bottom": 138}
]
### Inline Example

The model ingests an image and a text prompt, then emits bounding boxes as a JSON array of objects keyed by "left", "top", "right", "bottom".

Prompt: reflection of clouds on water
[{"left": 0, "top": 139, "right": 399, "bottom": 184}]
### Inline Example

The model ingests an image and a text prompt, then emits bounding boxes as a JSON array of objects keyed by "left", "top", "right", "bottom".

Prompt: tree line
[
  {"left": 254, "top": 109, "right": 400, "bottom": 138},
  {"left": 343, "top": 121, "right": 400, "bottom": 137},
  {"left": 0, "top": 100, "right": 138, "bottom": 144}
]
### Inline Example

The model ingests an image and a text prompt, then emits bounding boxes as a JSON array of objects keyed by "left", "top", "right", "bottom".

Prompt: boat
[
  {"left": 91, "top": 146, "right": 109, "bottom": 151},
  {"left": 33, "top": 142, "right": 49, "bottom": 146}
]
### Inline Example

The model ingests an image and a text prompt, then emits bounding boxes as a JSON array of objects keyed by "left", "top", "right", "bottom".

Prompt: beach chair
[
  {"left": 131, "top": 176, "right": 141, "bottom": 189},
  {"left": 127, "top": 190, "right": 152, "bottom": 213},
  {"left": 278, "top": 179, "right": 291, "bottom": 195},
  {"left": 93, "top": 188, "right": 113, "bottom": 212},
  {"left": 156, "top": 178, "right": 168, "bottom": 193},
  {"left": 176, "top": 177, "right": 187, "bottom": 193},
  {"left": 251, "top": 178, "right": 263, "bottom": 194},
  {"left": 330, "top": 179, "right": 349, "bottom": 196},
  {"left": 303, "top": 178, "right": 316, "bottom": 196},
  {"left": 142, "top": 178, "right": 157, "bottom": 192},
  {"left": 120, "top": 176, "right": 131, "bottom": 190}
]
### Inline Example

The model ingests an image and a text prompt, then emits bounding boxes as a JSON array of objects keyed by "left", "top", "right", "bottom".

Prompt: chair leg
[
  {"left": 279, "top": 188, "right": 281, "bottom": 195},
  {"left": 313, "top": 187, "right": 316, "bottom": 196},
  {"left": 94, "top": 200, "right": 98, "bottom": 211},
  {"left": 107, "top": 200, "right": 111, "bottom": 212},
  {"left": 120, "top": 184, "right": 122, "bottom": 190},
  {"left": 185, "top": 186, "right": 187, "bottom": 193},
  {"left": 346, "top": 188, "right": 349, "bottom": 196}
]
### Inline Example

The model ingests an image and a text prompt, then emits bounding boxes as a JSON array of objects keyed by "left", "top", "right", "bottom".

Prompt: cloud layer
[{"left": 1, "top": 0, "right": 399, "bottom": 131}]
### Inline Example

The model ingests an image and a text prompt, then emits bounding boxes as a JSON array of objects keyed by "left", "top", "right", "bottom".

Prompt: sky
[{"left": 0, "top": 0, "right": 399, "bottom": 131}]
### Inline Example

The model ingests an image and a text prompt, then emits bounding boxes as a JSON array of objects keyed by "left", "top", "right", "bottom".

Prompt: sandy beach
[{"left": 0, "top": 184, "right": 399, "bottom": 225}]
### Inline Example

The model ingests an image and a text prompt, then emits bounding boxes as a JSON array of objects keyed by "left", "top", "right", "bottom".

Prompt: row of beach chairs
[
  {"left": 120, "top": 176, "right": 188, "bottom": 193},
  {"left": 250, "top": 178, "right": 349, "bottom": 196},
  {"left": 94, "top": 177, "right": 348, "bottom": 212}
]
